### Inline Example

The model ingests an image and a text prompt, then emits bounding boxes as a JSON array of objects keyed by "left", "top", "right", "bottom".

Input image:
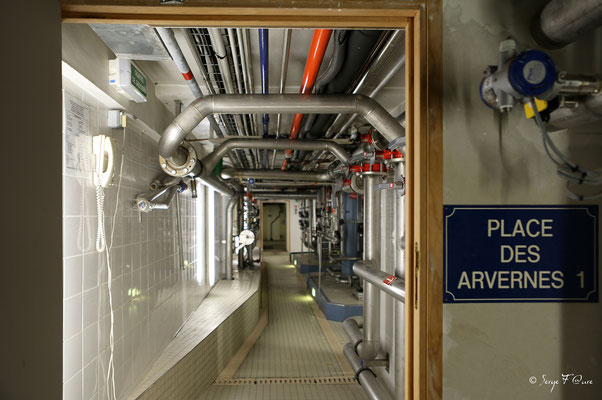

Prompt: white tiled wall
[{"left": 62, "top": 77, "right": 219, "bottom": 400}]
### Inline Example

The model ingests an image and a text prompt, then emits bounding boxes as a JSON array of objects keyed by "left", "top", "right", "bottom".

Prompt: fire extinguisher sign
[{"left": 443, "top": 205, "right": 598, "bottom": 303}]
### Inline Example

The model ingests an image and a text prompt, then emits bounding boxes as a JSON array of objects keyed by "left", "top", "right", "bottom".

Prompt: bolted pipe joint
[{"left": 159, "top": 141, "right": 201, "bottom": 178}]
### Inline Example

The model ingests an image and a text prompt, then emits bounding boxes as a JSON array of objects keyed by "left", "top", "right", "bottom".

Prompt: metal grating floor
[{"left": 203, "top": 252, "right": 368, "bottom": 399}]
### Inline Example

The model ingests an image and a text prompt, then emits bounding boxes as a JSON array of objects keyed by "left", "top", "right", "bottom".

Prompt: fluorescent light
[
  {"left": 208, "top": 187, "right": 216, "bottom": 286},
  {"left": 311, "top": 287, "right": 316, "bottom": 297}
]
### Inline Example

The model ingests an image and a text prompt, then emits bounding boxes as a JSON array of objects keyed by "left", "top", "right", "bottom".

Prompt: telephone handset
[{"left": 93, "top": 135, "right": 115, "bottom": 188}]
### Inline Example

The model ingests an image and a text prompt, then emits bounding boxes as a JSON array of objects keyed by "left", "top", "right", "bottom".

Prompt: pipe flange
[{"left": 159, "top": 141, "right": 198, "bottom": 177}]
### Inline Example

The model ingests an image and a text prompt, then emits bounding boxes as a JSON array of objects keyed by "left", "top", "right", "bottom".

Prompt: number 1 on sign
[{"left": 577, "top": 271, "right": 584, "bottom": 288}]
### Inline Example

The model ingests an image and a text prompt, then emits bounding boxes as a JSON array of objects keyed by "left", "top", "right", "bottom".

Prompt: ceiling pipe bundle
[
  {"left": 156, "top": 28, "right": 233, "bottom": 161},
  {"left": 259, "top": 29, "right": 270, "bottom": 168},
  {"left": 300, "top": 30, "right": 349, "bottom": 137},
  {"left": 296, "top": 30, "right": 383, "bottom": 163},
  {"left": 207, "top": 28, "right": 257, "bottom": 168},
  {"left": 221, "top": 168, "right": 334, "bottom": 182},
  {"left": 271, "top": 29, "right": 293, "bottom": 169},
  {"left": 282, "top": 29, "right": 332, "bottom": 170}
]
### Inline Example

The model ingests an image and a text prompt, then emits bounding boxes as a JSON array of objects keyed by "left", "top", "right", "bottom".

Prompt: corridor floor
[{"left": 202, "top": 251, "right": 368, "bottom": 399}]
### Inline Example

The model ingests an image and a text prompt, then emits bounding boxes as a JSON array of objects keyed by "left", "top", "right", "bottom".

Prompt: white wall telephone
[{"left": 93, "top": 135, "right": 115, "bottom": 188}]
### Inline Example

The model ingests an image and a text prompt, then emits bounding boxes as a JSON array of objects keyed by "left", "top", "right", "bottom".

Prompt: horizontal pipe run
[
  {"left": 343, "top": 318, "right": 363, "bottom": 349},
  {"left": 353, "top": 260, "right": 406, "bottom": 302},
  {"left": 203, "top": 138, "right": 350, "bottom": 172},
  {"left": 343, "top": 343, "right": 392, "bottom": 400},
  {"left": 252, "top": 193, "right": 318, "bottom": 200},
  {"left": 221, "top": 168, "right": 332, "bottom": 182},
  {"left": 243, "top": 181, "right": 332, "bottom": 187},
  {"left": 159, "top": 94, "right": 403, "bottom": 160}
]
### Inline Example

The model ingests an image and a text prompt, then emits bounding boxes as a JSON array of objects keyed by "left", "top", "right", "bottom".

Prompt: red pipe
[{"left": 282, "top": 29, "right": 332, "bottom": 170}]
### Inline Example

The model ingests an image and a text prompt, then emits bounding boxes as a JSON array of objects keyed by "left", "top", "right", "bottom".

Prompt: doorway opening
[{"left": 262, "top": 202, "right": 288, "bottom": 251}]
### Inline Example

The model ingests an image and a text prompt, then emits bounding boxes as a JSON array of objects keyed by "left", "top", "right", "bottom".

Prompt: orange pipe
[{"left": 282, "top": 29, "right": 332, "bottom": 169}]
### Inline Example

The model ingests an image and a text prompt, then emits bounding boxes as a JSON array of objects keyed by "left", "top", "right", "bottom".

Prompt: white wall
[
  {"left": 61, "top": 25, "right": 213, "bottom": 400},
  {"left": 442, "top": 1, "right": 602, "bottom": 399},
  {"left": 289, "top": 200, "right": 304, "bottom": 253}
]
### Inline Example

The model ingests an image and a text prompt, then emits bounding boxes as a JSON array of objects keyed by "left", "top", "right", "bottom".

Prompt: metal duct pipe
[
  {"left": 207, "top": 28, "right": 255, "bottom": 167},
  {"left": 159, "top": 94, "right": 403, "bottom": 160},
  {"left": 333, "top": 55, "right": 406, "bottom": 139},
  {"left": 221, "top": 168, "right": 332, "bottom": 182},
  {"left": 198, "top": 173, "right": 234, "bottom": 197},
  {"left": 343, "top": 318, "right": 364, "bottom": 349},
  {"left": 393, "top": 162, "right": 405, "bottom": 400},
  {"left": 204, "top": 138, "right": 350, "bottom": 172},
  {"left": 271, "top": 29, "right": 293, "bottom": 168},
  {"left": 156, "top": 28, "right": 226, "bottom": 145},
  {"left": 226, "top": 193, "right": 241, "bottom": 280},
  {"left": 353, "top": 260, "right": 406, "bottom": 302},
  {"left": 532, "top": 0, "right": 602, "bottom": 49},
  {"left": 357, "top": 175, "right": 381, "bottom": 361},
  {"left": 547, "top": 94, "right": 602, "bottom": 131},
  {"left": 244, "top": 181, "right": 332, "bottom": 187},
  {"left": 343, "top": 343, "right": 392, "bottom": 400},
  {"left": 326, "top": 30, "right": 405, "bottom": 139},
  {"left": 284, "top": 29, "right": 333, "bottom": 168}
]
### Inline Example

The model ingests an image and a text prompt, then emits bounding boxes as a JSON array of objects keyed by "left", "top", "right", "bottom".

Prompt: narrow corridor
[{"left": 202, "top": 251, "right": 368, "bottom": 399}]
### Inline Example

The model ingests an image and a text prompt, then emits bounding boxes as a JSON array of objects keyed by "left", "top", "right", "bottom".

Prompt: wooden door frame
[{"left": 60, "top": 2, "right": 443, "bottom": 398}]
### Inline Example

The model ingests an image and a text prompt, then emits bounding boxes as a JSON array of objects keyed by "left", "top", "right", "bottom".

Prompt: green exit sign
[{"left": 130, "top": 63, "right": 147, "bottom": 97}]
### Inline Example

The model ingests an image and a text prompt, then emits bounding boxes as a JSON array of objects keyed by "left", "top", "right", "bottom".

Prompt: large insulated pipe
[
  {"left": 357, "top": 175, "right": 381, "bottom": 361},
  {"left": 283, "top": 29, "right": 332, "bottom": 169},
  {"left": 225, "top": 193, "right": 241, "bottom": 280},
  {"left": 532, "top": 0, "right": 602, "bottom": 49},
  {"left": 353, "top": 260, "right": 406, "bottom": 302},
  {"left": 221, "top": 168, "right": 332, "bottom": 182},
  {"left": 301, "top": 30, "right": 349, "bottom": 136},
  {"left": 159, "top": 94, "right": 403, "bottom": 160},
  {"left": 393, "top": 162, "right": 405, "bottom": 400},
  {"left": 344, "top": 343, "right": 392, "bottom": 400},
  {"left": 547, "top": 94, "right": 602, "bottom": 131},
  {"left": 326, "top": 30, "right": 405, "bottom": 139}
]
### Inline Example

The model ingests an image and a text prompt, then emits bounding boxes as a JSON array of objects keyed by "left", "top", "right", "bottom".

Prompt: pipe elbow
[
  {"left": 357, "top": 339, "right": 380, "bottom": 361},
  {"left": 159, "top": 96, "right": 212, "bottom": 159}
]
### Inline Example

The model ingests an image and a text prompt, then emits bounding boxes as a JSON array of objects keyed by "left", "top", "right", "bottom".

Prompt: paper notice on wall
[{"left": 63, "top": 92, "right": 91, "bottom": 178}]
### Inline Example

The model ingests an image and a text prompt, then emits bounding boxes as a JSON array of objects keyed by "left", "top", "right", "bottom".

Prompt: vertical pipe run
[
  {"left": 357, "top": 175, "right": 381, "bottom": 360},
  {"left": 259, "top": 29, "right": 270, "bottom": 168},
  {"left": 393, "top": 163, "right": 405, "bottom": 399},
  {"left": 226, "top": 193, "right": 240, "bottom": 280},
  {"left": 282, "top": 29, "right": 332, "bottom": 169}
]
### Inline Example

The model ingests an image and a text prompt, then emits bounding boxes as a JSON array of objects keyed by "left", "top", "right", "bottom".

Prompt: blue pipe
[
  {"left": 259, "top": 29, "right": 270, "bottom": 168},
  {"left": 342, "top": 192, "right": 359, "bottom": 275}
]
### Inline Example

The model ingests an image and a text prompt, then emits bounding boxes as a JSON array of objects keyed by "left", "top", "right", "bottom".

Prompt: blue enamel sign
[{"left": 444, "top": 205, "right": 598, "bottom": 303}]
